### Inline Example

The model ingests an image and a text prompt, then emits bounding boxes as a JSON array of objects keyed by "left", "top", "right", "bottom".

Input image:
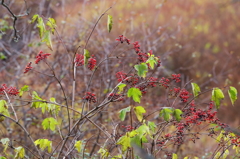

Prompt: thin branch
[
  {"left": 1, "top": 0, "right": 30, "bottom": 40},
  {"left": 0, "top": 113, "right": 43, "bottom": 159}
]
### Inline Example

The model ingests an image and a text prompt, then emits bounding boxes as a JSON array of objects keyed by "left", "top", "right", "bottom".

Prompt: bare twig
[{"left": 1, "top": 0, "right": 30, "bottom": 40}]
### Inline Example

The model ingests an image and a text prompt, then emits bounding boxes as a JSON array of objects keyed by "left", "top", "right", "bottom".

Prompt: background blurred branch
[{"left": 0, "top": 0, "right": 29, "bottom": 40}]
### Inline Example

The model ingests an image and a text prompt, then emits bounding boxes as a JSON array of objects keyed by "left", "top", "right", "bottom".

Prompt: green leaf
[
  {"left": 0, "top": 157, "right": 7, "bottom": 159},
  {"left": 31, "top": 14, "right": 39, "bottom": 23},
  {"left": 0, "top": 100, "right": 10, "bottom": 117},
  {"left": 214, "top": 152, "right": 221, "bottom": 159},
  {"left": 129, "top": 130, "right": 138, "bottom": 137},
  {"left": 148, "top": 121, "right": 157, "bottom": 132},
  {"left": 14, "top": 146, "right": 25, "bottom": 159},
  {"left": 191, "top": 83, "right": 201, "bottom": 97},
  {"left": 160, "top": 107, "right": 173, "bottom": 122},
  {"left": 0, "top": 52, "right": 7, "bottom": 60},
  {"left": 47, "top": 97, "right": 60, "bottom": 115},
  {"left": 119, "top": 106, "right": 131, "bottom": 121},
  {"left": 222, "top": 149, "right": 229, "bottom": 159},
  {"left": 117, "top": 133, "right": 131, "bottom": 152},
  {"left": 31, "top": 91, "right": 47, "bottom": 110},
  {"left": 228, "top": 86, "right": 237, "bottom": 106},
  {"left": 46, "top": 17, "right": 56, "bottom": 34},
  {"left": 32, "top": 14, "right": 46, "bottom": 39},
  {"left": 98, "top": 148, "right": 109, "bottom": 158},
  {"left": 146, "top": 55, "right": 157, "bottom": 69},
  {"left": 173, "top": 109, "right": 183, "bottom": 122},
  {"left": 172, "top": 153, "right": 178, "bottom": 159},
  {"left": 34, "top": 139, "right": 52, "bottom": 153},
  {"left": 19, "top": 85, "right": 29, "bottom": 97},
  {"left": 211, "top": 88, "right": 224, "bottom": 109},
  {"left": 74, "top": 140, "right": 83, "bottom": 153},
  {"left": 41, "top": 30, "right": 53, "bottom": 51},
  {"left": 134, "top": 63, "right": 148, "bottom": 78},
  {"left": 130, "top": 135, "right": 148, "bottom": 147},
  {"left": 127, "top": 88, "right": 142, "bottom": 103},
  {"left": 135, "top": 124, "right": 150, "bottom": 139},
  {"left": 134, "top": 106, "right": 146, "bottom": 122},
  {"left": 107, "top": 15, "right": 113, "bottom": 33},
  {"left": 84, "top": 49, "right": 90, "bottom": 66},
  {"left": 0, "top": 138, "right": 10, "bottom": 153},
  {"left": 117, "top": 83, "right": 126, "bottom": 93},
  {"left": 42, "top": 117, "right": 58, "bottom": 131}
]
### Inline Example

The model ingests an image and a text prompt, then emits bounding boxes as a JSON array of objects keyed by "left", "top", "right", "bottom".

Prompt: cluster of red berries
[
  {"left": 159, "top": 77, "right": 171, "bottom": 89},
  {"left": 116, "top": 35, "right": 130, "bottom": 44},
  {"left": 24, "top": 62, "right": 32, "bottom": 74},
  {"left": 24, "top": 51, "right": 51, "bottom": 74},
  {"left": 75, "top": 54, "right": 84, "bottom": 66},
  {"left": 35, "top": 51, "right": 51, "bottom": 64},
  {"left": 169, "top": 87, "right": 181, "bottom": 97},
  {"left": 74, "top": 54, "right": 97, "bottom": 71},
  {"left": 148, "top": 77, "right": 158, "bottom": 87},
  {"left": 171, "top": 74, "right": 181, "bottom": 83},
  {"left": 126, "top": 75, "right": 139, "bottom": 86},
  {"left": 133, "top": 41, "right": 141, "bottom": 53},
  {"left": 137, "top": 52, "right": 149, "bottom": 62},
  {"left": 82, "top": 92, "right": 97, "bottom": 103},
  {"left": 116, "top": 71, "right": 127, "bottom": 82},
  {"left": 179, "top": 89, "right": 190, "bottom": 103},
  {"left": 0, "top": 84, "right": 19, "bottom": 96},
  {"left": 87, "top": 55, "right": 97, "bottom": 71}
]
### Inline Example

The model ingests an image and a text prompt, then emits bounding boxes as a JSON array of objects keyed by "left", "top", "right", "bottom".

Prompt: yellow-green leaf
[
  {"left": 42, "top": 117, "right": 58, "bottom": 131},
  {"left": 135, "top": 124, "right": 150, "bottom": 139},
  {"left": 31, "top": 14, "right": 39, "bottom": 23},
  {"left": 47, "top": 97, "right": 60, "bottom": 115},
  {"left": 36, "top": 15, "right": 46, "bottom": 39},
  {"left": 84, "top": 49, "right": 90, "bottom": 66},
  {"left": 134, "top": 106, "right": 146, "bottom": 122},
  {"left": 98, "top": 148, "right": 109, "bottom": 158},
  {"left": 118, "top": 83, "right": 126, "bottom": 93},
  {"left": 41, "top": 30, "right": 53, "bottom": 51},
  {"left": 117, "top": 133, "right": 131, "bottom": 152},
  {"left": 0, "top": 100, "right": 10, "bottom": 118},
  {"left": 172, "top": 153, "right": 178, "bottom": 159},
  {"left": 18, "top": 85, "right": 29, "bottom": 97},
  {"left": 222, "top": 149, "right": 229, "bottom": 159},
  {"left": 127, "top": 87, "right": 142, "bottom": 103},
  {"left": 173, "top": 109, "right": 183, "bottom": 122},
  {"left": 74, "top": 140, "right": 83, "bottom": 153},
  {"left": 228, "top": 86, "right": 237, "bottom": 106},
  {"left": 14, "top": 146, "right": 25, "bottom": 159},
  {"left": 34, "top": 139, "right": 52, "bottom": 153},
  {"left": 119, "top": 106, "right": 131, "bottom": 121},
  {"left": 134, "top": 63, "right": 148, "bottom": 78},
  {"left": 191, "top": 83, "right": 201, "bottom": 97},
  {"left": 107, "top": 15, "right": 113, "bottom": 33},
  {"left": 148, "top": 121, "right": 156, "bottom": 132},
  {"left": 0, "top": 138, "right": 10, "bottom": 153},
  {"left": 146, "top": 55, "right": 157, "bottom": 69},
  {"left": 160, "top": 107, "right": 173, "bottom": 122},
  {"left": 46, "top": 17, "right": 56, "bottom": 34},
  {"left": 211, "top": 88, "right": 224, "bottom": 109}
]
